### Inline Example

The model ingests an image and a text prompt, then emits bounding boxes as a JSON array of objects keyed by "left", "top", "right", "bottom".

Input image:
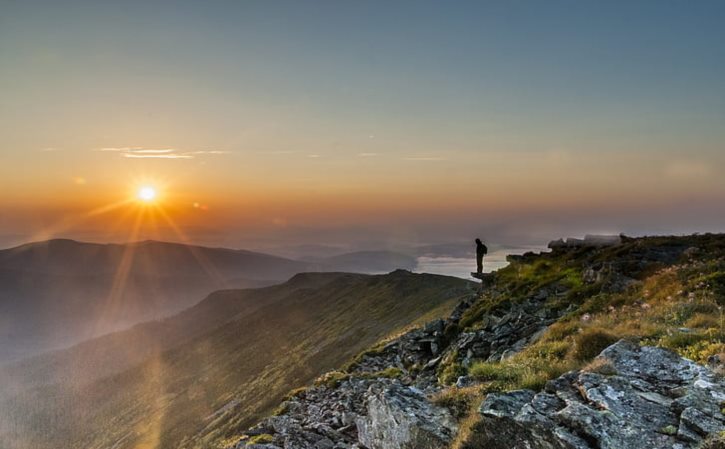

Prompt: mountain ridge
[
  {"left": 224, "top": 233, "right": 725, "bottom": 449},
  {"left": 0, "top": 239, "right": 420, "bottom": 362}
]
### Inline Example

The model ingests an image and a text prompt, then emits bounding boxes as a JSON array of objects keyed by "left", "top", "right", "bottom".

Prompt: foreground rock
[
  {"left": 356, "top": 383, "right": 457, "bottom": 449},
  {"left": 236, "top": 377, "right": 456, "bottom": 449},
  {"left": 472, "top": 340, "right": 725, "bottom": 449}
]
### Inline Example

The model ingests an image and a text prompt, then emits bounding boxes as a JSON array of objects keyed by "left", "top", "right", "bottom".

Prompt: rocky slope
[{"left": 230, "top": 234, "right": 725, "bottom": 449}]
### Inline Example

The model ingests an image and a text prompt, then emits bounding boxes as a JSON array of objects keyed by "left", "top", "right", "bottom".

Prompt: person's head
[{"left": 475, "top": 238, "right": 482, "bottom": 245}]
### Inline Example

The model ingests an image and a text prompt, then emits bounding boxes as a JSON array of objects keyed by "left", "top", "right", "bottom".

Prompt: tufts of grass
[
  {"left": 314, "top": 371, "right": 350, "bottom": 389},
  {"left": 570, "top": 328, "right": 619, "bottom": 361},
  {"left": 468, "top": 357, "right": 575, "bottom": 393},
  {"left": 283, "top": 386, "right": 307, "bottom": 401},
  {"left": 582, "top": 357, "right": 617, "bottom": 376},
  {"left": 247, "top": 433, "right": 274, "bottom": 444},
  {"left": 430, "top": 386, "right": 483, "bottom": 420},
  {"left": 439, "top": 361, "right": 467, "bottom": 385}
]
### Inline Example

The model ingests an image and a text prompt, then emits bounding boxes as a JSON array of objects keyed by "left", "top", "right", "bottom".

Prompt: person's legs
[{"left": 477, "top": 256, "right": 483, "bottom": 273}]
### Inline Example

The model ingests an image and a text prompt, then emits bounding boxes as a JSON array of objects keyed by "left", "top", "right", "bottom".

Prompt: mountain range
[{"left": 0, "top": 239, "right": 416, "bottom": 362}]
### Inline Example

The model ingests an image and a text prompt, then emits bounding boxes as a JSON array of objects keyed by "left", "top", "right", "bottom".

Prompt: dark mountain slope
[
  {"left": 0, "top": 273, "right": 352, "bottom": 393},
  {"left": 0, "top": 270, "right": 473, "bottom": 449},
  {"left": 0, "top": 239, "right": 314, "bottom": 361}
]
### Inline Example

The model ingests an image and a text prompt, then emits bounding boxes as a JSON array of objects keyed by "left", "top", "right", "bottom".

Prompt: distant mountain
[
  {"left": 306, "top": 250, "right": 417, "bottom": 273},
  {"left": 0, "top": 270, "right": 473, "bottom": 449},
  {"left": 0, "top": 239, "right": 426, "bottom": 363},
  {"left": 0, "top": 239, "right": 314, "bottom": 361}
]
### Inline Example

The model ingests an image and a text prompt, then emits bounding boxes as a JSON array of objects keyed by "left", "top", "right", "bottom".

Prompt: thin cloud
[
  {"left": 130, "top": 149, "right": 175, "bottom": 154},
  {"left": 403, "top": 156, "right": 447, "bottom": 161},
  {"left": 307, "top": 154, "right": 321, "bottom": 158},
  {"left": 97, "top": 147, "right": 142, "bottom": 152},
  {"left": 358, "top": 152, "right": 378, "bottom": 157},
  {"left": 187, "top": 150, "right": 231, "bottom": 154},
  {"left": 40, "top": 147, "right": 60, "bottom": 152},
  {"left": 95, "top": 146, "right": 230, "bottom": 160},
  {"left": 259, "top": 150, "right": 296, "bottom": 155},
  {"left": 123, "top": 153, "right": 194, "bottom": 159}
]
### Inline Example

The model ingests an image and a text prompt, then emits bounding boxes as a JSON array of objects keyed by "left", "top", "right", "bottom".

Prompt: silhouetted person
[{"left": 475, "top": 238, "right": 488, "bottom": 274}]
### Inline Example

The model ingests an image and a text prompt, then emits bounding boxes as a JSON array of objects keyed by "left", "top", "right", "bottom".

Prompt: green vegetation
[
  {"left": 247, "top": 434, "right": 274, "bottom": 444},
  {"left": 441, "top": 234, "right": 725, "bottom": 444},
  {"left": 431, "top": 386, "right": 482, "bottom": 419}
]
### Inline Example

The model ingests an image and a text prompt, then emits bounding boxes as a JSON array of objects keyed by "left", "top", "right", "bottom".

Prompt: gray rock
[
  {"left": 356, "top": 383, "right": 457, "bottom": 449},
  {"left": 479, "top": 390, "right": 535, "bottom": 418},
  {"left": 470, "top": 341, "right": 725, "bottom": 449}
]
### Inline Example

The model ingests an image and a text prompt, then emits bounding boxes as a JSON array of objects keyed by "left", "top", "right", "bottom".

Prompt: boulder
[{"left": 356, "top": 383, "right": 457, "bottom": 449}]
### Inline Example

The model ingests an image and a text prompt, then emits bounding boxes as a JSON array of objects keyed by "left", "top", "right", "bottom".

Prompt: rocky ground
[{"left": 229, "top": 235, "right": 725, "bottom": 449}]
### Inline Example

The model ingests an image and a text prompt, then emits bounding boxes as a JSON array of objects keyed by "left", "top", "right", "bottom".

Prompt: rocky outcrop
[
  {"left": 236, "top": 377, "right": 456, "bottom": 449},
  {"left": 356, "top": 383, "right": 457, "bottom": 449},
  {"left": 232, "top": 236, "right": 725, "bottom": 449},
  {"left": 451, "top": 306, "right": 554, "bottom": 364},
  {"left": 472, "top": 340, "right": 725, "bottom": 449}
]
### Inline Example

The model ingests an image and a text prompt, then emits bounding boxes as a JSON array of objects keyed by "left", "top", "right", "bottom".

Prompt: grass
[{"left": 247, "top": 434, "right": 274, "bottom": 444}]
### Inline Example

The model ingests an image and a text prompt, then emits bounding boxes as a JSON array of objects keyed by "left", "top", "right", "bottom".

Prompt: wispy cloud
[
  {"left": 402, "top": 156, "right": 447, "bottom": 161},
  {"left": 663, "top": 160, "right": 711, "bottom": 179},
  {"left": 95, "top": 147, "right": 230, "bottom": 160},
  {"left": 258, "top": 150, "right": 296, "bottom": 155},
  {"left": 129, "top": 149, "right": 175, "bottom": 154},
  {"left": 187, "top": 150, "right": 231, "bottom": 155},
  {"left": 40, "top": 147, "right": 60, "bottom": 152},
  {"left": 123, "top": 153, "right": 194, "bottom": 159},
  {"left": 357, "top": 152, "right": 378, "bottom": 157},
  {"left": 307, "top": 154, "right": 321, "bottom": 158}
]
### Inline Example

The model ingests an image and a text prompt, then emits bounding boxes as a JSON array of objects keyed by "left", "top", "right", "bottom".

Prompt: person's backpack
[{"left": 482, "top": 244, "right": 488, "bottom": 255}]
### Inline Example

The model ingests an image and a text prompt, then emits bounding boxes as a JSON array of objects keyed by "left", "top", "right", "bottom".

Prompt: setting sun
[{"left": 137, "top": 186, "right": 157, "bottom": 202}]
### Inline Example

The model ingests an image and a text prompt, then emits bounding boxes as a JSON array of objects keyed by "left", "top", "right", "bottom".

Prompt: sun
[{"left": 137, "top": 186, "right": 157, "bottom": 202}]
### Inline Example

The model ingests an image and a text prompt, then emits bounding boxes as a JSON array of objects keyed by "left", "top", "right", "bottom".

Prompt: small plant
[
  {"left": 439, "top": 361, "right": 467, "bottom": 385},
  {"left": 248, "top": 434, "right": 275, "bottom": 444},
  {"left": 376, "top": 366, "right": 404, "bottom": 379},
  {"left": 571, "top": 328, "right": 619, "bottom": 361},
  {"left": 314, "top": 371, "right": 349, "bottom": 388},
  {"left": 469, "top": 362, "right": 520, "bottom": 382},
  {"left": 283, "top": 386, "right": 308, "bottom": 401},
  {"left": 583, "top": 357, "right": 617, "bottom": 376},
  {"left": 430, "top": 386, "right": 482, "bottom": 419}
]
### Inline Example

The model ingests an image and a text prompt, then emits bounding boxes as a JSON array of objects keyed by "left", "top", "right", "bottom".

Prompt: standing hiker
[{"left": 475, "top": 238, "right": 488, "bottom": 274}]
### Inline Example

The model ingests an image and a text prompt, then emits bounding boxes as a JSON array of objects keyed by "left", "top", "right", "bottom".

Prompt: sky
[{"left": 1, "top": 0, "right": 724, "bottom": 251}]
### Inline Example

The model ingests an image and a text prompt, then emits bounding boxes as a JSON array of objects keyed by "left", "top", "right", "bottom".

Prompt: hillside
[
  {"left": 0, "top": 239, "right": 313, "bottom": 361},
  {"left": 0, "top": 239, "right": 421, "bottom": 362},
  {"left": 0, "top": 270, "right": 473, "bottom": 449},
  {"left": 225, "top": 234, "right": 725, "bottom": 449}
]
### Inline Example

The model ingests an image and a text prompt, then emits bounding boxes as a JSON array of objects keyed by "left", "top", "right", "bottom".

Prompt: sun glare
[{"left": 137, "top": 186, "right": 157, "bottom": 202}]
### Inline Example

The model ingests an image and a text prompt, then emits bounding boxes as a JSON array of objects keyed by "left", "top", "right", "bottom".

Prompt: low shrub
[
  {"left": 439, "top": 362, "right": 467, "bottom": 385},
  {"left": 430, "top": 386, "right": 481, "bottom": 419}
]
